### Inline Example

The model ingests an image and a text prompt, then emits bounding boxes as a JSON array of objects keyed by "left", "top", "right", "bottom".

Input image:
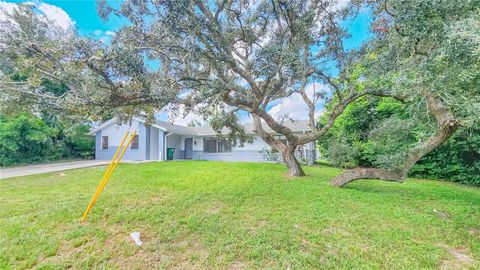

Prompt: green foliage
[
  {"left": 1, "top": 3, "right": 172, "bottom": 122},
  {"left": 410, "top": 129, "right": 480, "bottom": 185},
  {"left": 0, "top": 113, "right": 94, "bottom": 166},
  {"left": 260, "top": 147, "right": 281, "bottom": 162},
  {"left": 319, "top": 96, "right": 412, "bottom": 167},
  {"left": 208, "top": 110, "right": 253, "bottom": 147},
  {"left": 368, "top": 0, "right": 480, "bottom": 127},
  {"left": 0, "top": 113, "right": 60, "bottom": 166},
  {"left": 64, "top": 124, "right": 96, "bottom": 159},
  {"left": 324, "top": 139, "right": 358, "bottom": 168},
  {"left": 318, "top": 97, "right": 480, "bottom": 185}
]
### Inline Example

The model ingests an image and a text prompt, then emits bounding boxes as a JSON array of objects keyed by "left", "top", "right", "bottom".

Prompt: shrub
[
  {"left": 318, "top": 97, "right": 480, "bottom": 186},
  {"left": 0, "top": 113, "right": 59, "bottom": 166},
  {"left": 0, "top": 114, "right": 94, "bottom": 166}
]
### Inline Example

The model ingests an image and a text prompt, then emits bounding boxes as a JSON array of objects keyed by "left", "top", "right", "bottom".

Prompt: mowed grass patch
[{"left": 0, "top": 161, "right": 479, "bottom": 269}]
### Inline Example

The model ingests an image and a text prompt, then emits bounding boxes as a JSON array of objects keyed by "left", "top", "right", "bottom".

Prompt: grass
[{"left": 0, "top": 161, "right": 479, "bottom": 269}]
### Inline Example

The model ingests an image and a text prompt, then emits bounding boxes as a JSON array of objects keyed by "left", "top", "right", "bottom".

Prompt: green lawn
[{"left": 1, "top": 161, "right": 479, "bottom": 269}]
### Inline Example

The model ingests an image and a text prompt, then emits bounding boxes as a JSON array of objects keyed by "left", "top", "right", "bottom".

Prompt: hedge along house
[{"left": 89, "top": 117, "right": 317, "bottom": 164}]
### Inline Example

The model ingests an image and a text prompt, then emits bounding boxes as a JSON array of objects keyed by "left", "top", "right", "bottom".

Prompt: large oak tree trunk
[
  {"left": 282, "top": 146, "right": 305, "bottom": 177},
  {"left": 250, "top": 113, "right": 306, "bottom": 177},
  {"left": 331, "top": 91, "right": 460, "bottom": 187}
]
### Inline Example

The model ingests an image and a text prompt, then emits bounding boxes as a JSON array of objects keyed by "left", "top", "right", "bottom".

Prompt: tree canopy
[
  {"left": 1, "top": 0, "right": 478, "bottom": 182},
  {"left": 94, "top": 0, "right": 393, "bottom": 176},
  {"left": 330, "top": 0, "right": 480, "bottom": 186},
  {"left": 0, "top": 3, "right": 176, "bottom": 122}
]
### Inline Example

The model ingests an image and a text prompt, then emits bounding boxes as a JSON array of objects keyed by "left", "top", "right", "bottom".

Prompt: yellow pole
[
  {"left": 87, "top": 131, "right": 130, "bottom": 204},
  {"left": 81, "top": 130, "right": 136, "bottom": 222},
  {"left": 92, "top": 130, "right": 137, "bottom": 201}
]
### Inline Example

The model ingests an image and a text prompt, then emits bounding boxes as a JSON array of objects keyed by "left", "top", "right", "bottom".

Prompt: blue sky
[
  {"left": 343, "top": 12, "right": 372, "bottom": 50},
  {"left": 7, "top": 0, "right": 126, "bottom": 35},
  {"left": 2, "top": 0, "right": 371, "bottom": 124}
]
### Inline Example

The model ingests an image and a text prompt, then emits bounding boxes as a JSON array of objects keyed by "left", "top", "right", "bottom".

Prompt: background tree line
[
  {"left": 0, "top": 63, "right": 96, "bottom": 166},
  {"left": 0, "top": 113, "right": 95, "bottom": 167},
  {"left": 318, "top": 96, "right": 480, "bottom": 186}
]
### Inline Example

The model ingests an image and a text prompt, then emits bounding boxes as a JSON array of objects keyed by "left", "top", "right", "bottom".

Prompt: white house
[{"left": 89, "top": 117, "right": 317, "bottom": 164}]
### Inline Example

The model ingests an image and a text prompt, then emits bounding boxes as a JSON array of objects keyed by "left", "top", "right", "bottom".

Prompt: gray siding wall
[
  {"left": 149, "top": 128, "right": 160, "bottom": 160},
  {"left": 187, "top": 149, "right": 315, "bottom": 163},
  {"left": 190, "top": 150, "right": 268, "bottom": 162},
  {"left": 95, "top": 122, "right": 147, "bottom": 161},
  {"left": 145, "top": 127, "right": 150, "bottom": 160},
  {"left": 159, "top": 130, "right": 165, "bottom": 160},
  {"left": 95, "top": 131, "right": 102, "bottom": 160},
  {"left": 166, "top": 134, "right": 183, "bottom": 159}
]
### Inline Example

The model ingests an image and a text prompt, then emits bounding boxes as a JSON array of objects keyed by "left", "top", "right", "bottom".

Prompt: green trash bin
[{"left": 167, "top": 148, "right": 175, "bottom": 160}]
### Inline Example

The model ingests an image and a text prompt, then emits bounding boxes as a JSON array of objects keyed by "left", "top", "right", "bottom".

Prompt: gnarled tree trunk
[
  {"left": 250, "top": 113, "right": 306, "bottom": 177},
  {"left": 331, "top": 91, "right": 460, "bottom": 187},
  {"left": 282, "top": 146, "right": 305, "bottom": 177}
]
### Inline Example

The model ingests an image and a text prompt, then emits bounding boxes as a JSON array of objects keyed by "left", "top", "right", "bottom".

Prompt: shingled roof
[
  {"left": 155, "top": 119, "right": 312, "bottom": 135},
  {"left": 90, "top": 117, "right": 313, "bottom": 136}
]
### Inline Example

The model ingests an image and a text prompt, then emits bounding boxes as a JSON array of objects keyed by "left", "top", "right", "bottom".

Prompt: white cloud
[
  {"left": 156, "top": 104, "right": 254, "bottom": 127},
  {"left": 0, "top": 1, "right": 74, "bottom": 30},
  {"left": 35, "top": 2, "right": 74, "bottom": 30},
  {"left": 156, "top": 104, "right": 206, "bottom": 126},
  {"left": 93, "top": 29, "right": 116, "bottom": 43},
  {"left": 0, "top": 1, "right": 16, "bottom": 20},
  {"left": 267, "top": 82, "right": 330, "bottom": 121},
  {"left": 169, "top": 111, "right": 204, "bottom": 126},
  {"left": 335, "top": 0, "right": 350, "bottom": 10}
]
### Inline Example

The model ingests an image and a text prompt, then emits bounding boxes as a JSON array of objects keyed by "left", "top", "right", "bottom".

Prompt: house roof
[
  {"left": 88, "top": 117, "right": 167, "bottom": 136},
  {"left": 153, "top": 120, "right": 203, "bottom": 136},
  {"left": 89, "top": 117, "right": 312, "bottom": 136},
  {"left": 187, "top": 120, "right": 312, "bottom": 135}
]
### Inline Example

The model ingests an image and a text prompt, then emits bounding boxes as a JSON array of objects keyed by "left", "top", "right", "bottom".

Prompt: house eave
[
  {"left": 87, "top": 118, "right": 118, "bottom": 136},
  {"left": 194, "top": 129, "right": 310, "bottom": 137},
  {"left": 88, "top": 117, "right": 168, "bottom": 136},
  {"left": 89, "top": 117, "right": 312, "bottom": 137}
]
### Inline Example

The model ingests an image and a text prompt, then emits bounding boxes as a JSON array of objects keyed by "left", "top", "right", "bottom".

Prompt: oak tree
[
  {"left": 98, "top": 0, "right": 386, "bottom": 176},
  {"left": 331, "top": 0, "right": 480, "bottom": 186}
]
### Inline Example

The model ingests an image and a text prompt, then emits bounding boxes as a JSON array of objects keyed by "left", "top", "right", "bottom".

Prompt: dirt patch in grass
[
  {"left": 468, "top": 227, "right": 479, "bottom": 236},
  {"left": 205, "top": 201, "right": 226, "bottom": 215},
  {"left": 111, "top": 238, "right": 211, "bottom": 269},
  {"left": 321, "top": 226, "right": 352, "bottom": 237},
  {"left": 300, "top": 237, "right": 313, "bottom": 254},
  {"left": 228, "top": 261, "right": 246, "bottom": 270},
  {"left": 433, "top": 209, "right": 452, "bottom": 219},
  {"left": 440, "top": 244, "right": 477, "bottom": 270}
]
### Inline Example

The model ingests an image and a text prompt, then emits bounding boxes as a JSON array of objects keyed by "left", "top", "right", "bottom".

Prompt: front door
[{"left": 184, "top": 138, "right": 193, "bottom": 159}]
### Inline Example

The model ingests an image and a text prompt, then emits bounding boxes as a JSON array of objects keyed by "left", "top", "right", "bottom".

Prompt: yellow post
[
  {"left": 81, "top": 130, "right": 137, "bottom": 223},
  {"left": 92, "top": 130, "right": 137, "bottom": 201},
  {"left": 87, "top": 131, "right": 130, "bottom": 204}
]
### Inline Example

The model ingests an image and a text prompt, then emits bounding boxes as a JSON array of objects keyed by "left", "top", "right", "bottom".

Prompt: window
[
  {"left": 131, "top": 135, "right": 139, "bottom": 149},
  {"left": 102, "top": 136, "right": 108, "bottom": 150},
  {"left": 274, "top": 135, "right": 288, "bottom": 145},
  {"left": 203, "top": 138, "right": 231, "bottom": 153},
  {"left": 204, "top": 138, "right": 216, "bottom": 153}
]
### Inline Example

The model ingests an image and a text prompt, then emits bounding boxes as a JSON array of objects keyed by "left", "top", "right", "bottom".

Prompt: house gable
[{"left": 94, "top": 119, "right": 151, "bottom": 161}]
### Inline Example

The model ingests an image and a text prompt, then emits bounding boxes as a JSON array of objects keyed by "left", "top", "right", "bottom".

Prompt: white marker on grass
[{"left": 130, "top": 232, "right": 143, "bottom": 246}]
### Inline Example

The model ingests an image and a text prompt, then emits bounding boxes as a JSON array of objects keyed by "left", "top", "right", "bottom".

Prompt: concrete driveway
[{"left": 0, "top": 160, "right": 110, "bottom": 179}]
